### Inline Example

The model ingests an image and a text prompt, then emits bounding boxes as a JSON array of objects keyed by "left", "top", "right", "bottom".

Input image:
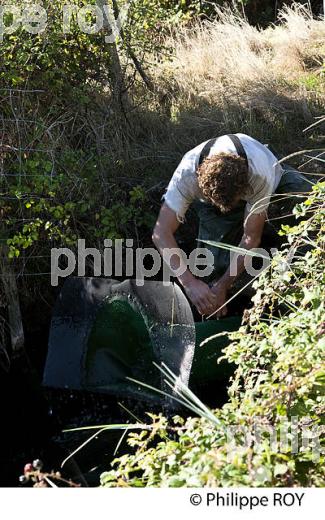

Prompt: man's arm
[
  {"left": 152, "top": 203, "right": 217, "bottom": 315},
  {"left": 211, "top": 211, "right": 266, "bottom": 317}
]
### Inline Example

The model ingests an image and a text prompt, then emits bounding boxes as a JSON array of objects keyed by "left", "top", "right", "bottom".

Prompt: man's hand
[
  {"left": 183, "top": 277, "right": 218, "bottom": 316},
  {"left": 210, "top": 281, "right": 228, "bottom": 318},
  {"left": 207, "top": 211, "right": 266, "bottom": 318}
]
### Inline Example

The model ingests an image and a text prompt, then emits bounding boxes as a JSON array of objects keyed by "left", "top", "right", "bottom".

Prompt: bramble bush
[
  {"left": 100, "top": 182, "right": 325, "bottom": 487},
  {"left": 1, "top": 157, "right": 154, "bottom": 260},
  {"left": 0, "top": 0, "right": 198, "bottom": 273}
]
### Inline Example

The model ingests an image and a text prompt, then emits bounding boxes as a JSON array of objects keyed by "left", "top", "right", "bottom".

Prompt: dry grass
[{"left": 149, "top": 3, "right": 325, "bottom": 154}]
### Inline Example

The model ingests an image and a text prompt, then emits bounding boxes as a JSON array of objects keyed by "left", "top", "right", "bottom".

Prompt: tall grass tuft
[{"left": 150, "top": 3, "right": 325, "bottom": 154}]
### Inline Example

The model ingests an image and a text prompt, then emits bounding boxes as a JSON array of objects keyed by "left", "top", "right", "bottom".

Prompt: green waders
[{"left": 194, "top": 166, "right": 311, "bottom": 281}]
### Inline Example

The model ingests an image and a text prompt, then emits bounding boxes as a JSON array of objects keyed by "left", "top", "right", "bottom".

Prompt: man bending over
[{"left": 152, "top": 133, "right": 310, "bottom": 317}]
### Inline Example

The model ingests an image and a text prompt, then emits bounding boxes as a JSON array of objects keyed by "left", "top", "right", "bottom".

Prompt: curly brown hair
[{"left": 197, "top": 152, "right": 248, "bottom": 212}]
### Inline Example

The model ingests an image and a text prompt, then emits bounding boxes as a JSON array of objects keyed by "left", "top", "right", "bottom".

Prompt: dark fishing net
[
  {"left": 85, "top": 297, "right": 158, "bottom": 397},
  {"left": 43, "top": 278, "right": 241, "bottom": 406}
]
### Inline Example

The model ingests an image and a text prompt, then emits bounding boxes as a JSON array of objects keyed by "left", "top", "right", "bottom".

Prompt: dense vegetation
[
  {"left": 1, "top": 2, "right": 324, "bottom": 274},
  {"left": 100, "top": 183, "right": 325, "bottom": 487},
  {"left": 0, "top": 1, "right": 324, "bottom": 487}
]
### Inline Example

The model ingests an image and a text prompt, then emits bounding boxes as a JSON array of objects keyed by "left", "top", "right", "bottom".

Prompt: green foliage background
[
  {"left": 0, "top": 1, "right": 324, "bottom": 487},
  {"left": 1, "top": 1, "right": 324, "bottom": 271},
  {"left": 100, "top": 184, "right": 325, "bottom": 487}
]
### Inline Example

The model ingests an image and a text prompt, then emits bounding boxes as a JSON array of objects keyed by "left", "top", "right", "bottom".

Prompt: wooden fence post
[{"left": 0, "top": 246, "right": 25, "bottom": 357}]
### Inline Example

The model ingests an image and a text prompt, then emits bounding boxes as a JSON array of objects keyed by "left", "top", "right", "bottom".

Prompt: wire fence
[
  {"left": 0, "top": 272, "right": 52, "bottom": 277},
  {"left": 0, "top": 89, "right": 62, "bottom": 281}
]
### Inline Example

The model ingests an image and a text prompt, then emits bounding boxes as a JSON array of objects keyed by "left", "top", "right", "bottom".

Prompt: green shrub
[
  {"left": 100, "top": 182, "right": 325, "bottom": 487},
  {"left": 1, "top": 168, "right": 153, "bottom": 259}
]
